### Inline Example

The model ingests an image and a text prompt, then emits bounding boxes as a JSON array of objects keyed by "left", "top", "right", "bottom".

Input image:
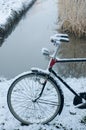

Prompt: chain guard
[{"left": 73, "top": 92, "right": 86, "bottom": 106}]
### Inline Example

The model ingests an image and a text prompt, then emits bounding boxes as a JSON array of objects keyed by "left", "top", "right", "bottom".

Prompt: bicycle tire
[{"left": 7, "top": 71, "right": 64, "bottom": 124}]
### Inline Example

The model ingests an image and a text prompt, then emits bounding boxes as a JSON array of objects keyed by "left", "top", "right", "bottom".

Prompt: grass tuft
[{"left": 58, "top": 0, "right": 86, "bottom": 38}]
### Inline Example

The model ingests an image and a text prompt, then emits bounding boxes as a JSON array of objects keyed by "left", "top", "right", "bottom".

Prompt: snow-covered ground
[
  {"left": 0, "top": 76, "right": 86, "bottom": 130},
  {"left": 0, "top": 0, "right": 36, "bottom": 36}
]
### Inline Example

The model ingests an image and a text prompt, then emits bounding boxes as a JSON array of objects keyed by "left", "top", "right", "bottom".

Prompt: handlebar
[
  {"left": 50, "top": 33, "right": 69, "bottom": 46},
  {"left": 42, "top": 33, "right": 69, "bottom": 57},
  {"left": 42, "top": 34, "right": 86, "bottom": 63}
]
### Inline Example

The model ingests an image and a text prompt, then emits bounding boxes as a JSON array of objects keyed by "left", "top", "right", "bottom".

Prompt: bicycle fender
[{"left": 31, "top": 67, "right": 50, "bottom": 75}]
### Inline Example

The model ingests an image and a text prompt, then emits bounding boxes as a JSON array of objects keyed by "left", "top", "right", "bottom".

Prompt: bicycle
[{"left": 7, "top": 33, "right": 86, "bottom": 125}]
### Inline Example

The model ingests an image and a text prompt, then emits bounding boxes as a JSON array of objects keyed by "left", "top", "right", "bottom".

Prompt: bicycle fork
[{"left": 33, "top": 75, "right": 49, "bottom": 102}]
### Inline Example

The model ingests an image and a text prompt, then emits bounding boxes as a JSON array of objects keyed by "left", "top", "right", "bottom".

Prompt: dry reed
[{"left": 58, "top": 0, "right": 86, "bottom": 38}]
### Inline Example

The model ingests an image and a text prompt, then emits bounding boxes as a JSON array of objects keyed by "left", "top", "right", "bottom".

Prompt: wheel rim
[{"left": 8, "top": 73, "right": 61, "bottom": 124}]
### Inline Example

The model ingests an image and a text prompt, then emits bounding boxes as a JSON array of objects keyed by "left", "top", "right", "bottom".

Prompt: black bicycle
[{"left": 7, "top": 33, "right": 86, "bottom": 124}]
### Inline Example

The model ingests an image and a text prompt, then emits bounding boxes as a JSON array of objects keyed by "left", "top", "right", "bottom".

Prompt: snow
[
  {"left": 0, "top": 76, "right": 86, "bottom": 130},
  {"left": 0, "top": 0, "right": 36, "bottom": 29}
]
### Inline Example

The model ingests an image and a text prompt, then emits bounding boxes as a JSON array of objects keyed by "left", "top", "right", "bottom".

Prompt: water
[
  {"left": 57, "top": 36, "right": 86, "bottom": 77},
  {"left": 0, "top": 0, "right": 86, "bottom": 79},
  {"left": 0, "top": 0, "right": 57, "bottom": 79}
]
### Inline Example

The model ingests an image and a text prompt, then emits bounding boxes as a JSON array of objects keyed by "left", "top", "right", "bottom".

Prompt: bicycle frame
[
  {"left": 48, "top": 57, "right": 86, "bottom": 100},
  {"left": 40, "top": 38, "right": 86, "bottom": 103}
]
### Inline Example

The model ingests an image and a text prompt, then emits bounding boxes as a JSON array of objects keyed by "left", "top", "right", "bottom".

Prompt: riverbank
[
  {"left": 58, "top": 0, "right": 86, "bottom": 38},
  {"left": 0, "top": 0, "right": 37, "bottom": 44}
]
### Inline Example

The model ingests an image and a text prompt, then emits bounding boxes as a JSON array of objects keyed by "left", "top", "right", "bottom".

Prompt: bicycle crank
[{"left": 73, "top": 92, "right": 86, "bottom": 109}]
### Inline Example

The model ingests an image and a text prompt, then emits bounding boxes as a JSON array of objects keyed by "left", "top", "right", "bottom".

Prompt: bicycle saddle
[{"left": 50, "top": 33, "right": 69, "bottom": 45}]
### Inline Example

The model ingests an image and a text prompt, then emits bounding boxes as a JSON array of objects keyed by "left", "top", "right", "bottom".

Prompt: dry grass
[{"left": 58, "top": 0, "right": 86, "bottom": 38}]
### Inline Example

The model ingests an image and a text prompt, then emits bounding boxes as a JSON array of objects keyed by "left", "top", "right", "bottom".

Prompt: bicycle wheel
[{"left": 7, "top": 72, "right": 64, "bottom": 124}]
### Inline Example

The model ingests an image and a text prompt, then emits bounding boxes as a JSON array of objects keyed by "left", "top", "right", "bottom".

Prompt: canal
[{"left": 0, "top": 0, "right": 57, "bottom": 79}]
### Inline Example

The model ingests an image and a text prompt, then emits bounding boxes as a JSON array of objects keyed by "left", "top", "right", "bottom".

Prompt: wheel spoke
[{"left": 37, "top": 99, "right": 59, "bottom": 106}]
